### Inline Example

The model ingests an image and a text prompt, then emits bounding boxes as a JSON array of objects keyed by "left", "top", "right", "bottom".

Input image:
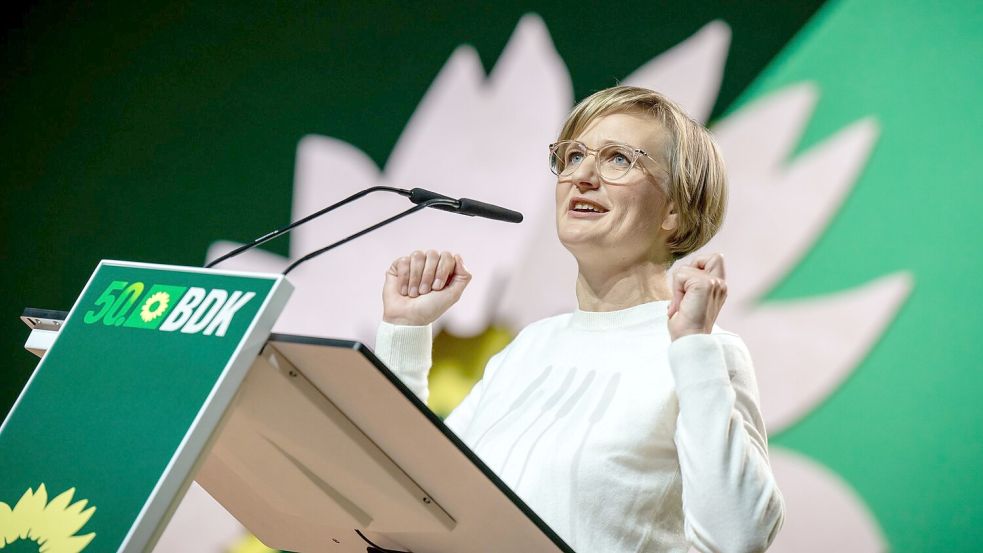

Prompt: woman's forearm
[{"left": 670, "top": 333, "right": 785, "bottom": 553}]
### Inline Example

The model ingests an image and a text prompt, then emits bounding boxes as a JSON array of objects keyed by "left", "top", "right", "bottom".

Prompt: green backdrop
[{"left": 2, "top": 1, "right": 980, "bottom": 551}]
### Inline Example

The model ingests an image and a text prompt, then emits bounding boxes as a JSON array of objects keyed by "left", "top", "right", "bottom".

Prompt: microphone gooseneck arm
[
  {"left": 205, "top": 185, "right": 411, "bottom": 269},
  {"left": 281, "top": 198, "right": 459, "bottom": 276}
]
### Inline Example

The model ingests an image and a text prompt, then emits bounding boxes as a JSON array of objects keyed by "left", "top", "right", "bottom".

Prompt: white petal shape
[
  {"left": 152, "top": 482, "right": 246, "bottom": 553},
  {"left": 382, "top": 44, "right": 485, "bottom": 184},
  {"left": 623, "top": 20, "right": 731, "bottom": 123},
  {"left": 208, "top": 15, "right": 572, "bottom": 341},
  {"left": 719, "top": 272, "right": 913, "bottom": 432},
  {"left": 713, "top": 83, "right": 818, "bottom": 179},
  {"left": 767, "top": 448, "right": 886, "bottom": 553},
  {"left": 709, "top": 109, "right": 880, "bottom": 302},
  {"left": 386, "top": 13, "right": 572, "bottom": 190},
  {"left": 290, "top": 135, "right": 389, "bottom": 260}
]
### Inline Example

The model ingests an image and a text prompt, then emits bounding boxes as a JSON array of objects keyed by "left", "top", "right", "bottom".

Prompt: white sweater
[{"left": 375, "top": 300, "right": 784, "bottom": 553}]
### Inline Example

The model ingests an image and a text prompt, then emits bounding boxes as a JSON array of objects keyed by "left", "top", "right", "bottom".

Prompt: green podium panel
[{"left": 0, "top": 261, "right": 291, "bottom": 553}]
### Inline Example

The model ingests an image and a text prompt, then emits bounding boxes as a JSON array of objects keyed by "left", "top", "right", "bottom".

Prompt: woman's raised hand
[
  {"left": 666, "top": 253, "right": 728, "bottom": 341},
  {"left": 382, "top": 250, "right": 472, "bottom": 326}
]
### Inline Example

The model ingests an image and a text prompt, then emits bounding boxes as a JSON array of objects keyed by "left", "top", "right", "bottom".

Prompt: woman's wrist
[
  {"left": 669, "top": 327, "right": 712, "bottom": 342},
  {"left": 382, "top": 314, "right": 433, "bottom": 326}
]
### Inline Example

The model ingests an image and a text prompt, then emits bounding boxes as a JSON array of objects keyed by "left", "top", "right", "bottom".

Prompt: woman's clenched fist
[
  {"left": 666, "top": 253, "right": 728, "bottom": 341},
  {"left": 382, "top": 250, "right": 472, "bottom": 326}
]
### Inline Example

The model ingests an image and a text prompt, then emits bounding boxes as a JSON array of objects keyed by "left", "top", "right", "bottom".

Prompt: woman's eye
[
  {"left": 566, "top": 151, "right": 584, "bottom": 164},
  {"left": 606, "top": 150, "right": 631, "bottom": 167}
]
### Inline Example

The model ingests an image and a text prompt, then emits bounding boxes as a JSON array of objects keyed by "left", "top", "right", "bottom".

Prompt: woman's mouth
[{"left": 568, "top": 198, "right": 609, "bottom": 217}]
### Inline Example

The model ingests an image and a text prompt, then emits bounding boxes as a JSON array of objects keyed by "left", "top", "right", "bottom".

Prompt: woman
[{"left": 375, "top": 86, "right": 784, "bottom": 553}]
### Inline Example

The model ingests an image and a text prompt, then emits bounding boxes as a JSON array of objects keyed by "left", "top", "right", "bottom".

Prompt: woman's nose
[{"left": 570, "top": 156, "right": 600, "bottom": 191}]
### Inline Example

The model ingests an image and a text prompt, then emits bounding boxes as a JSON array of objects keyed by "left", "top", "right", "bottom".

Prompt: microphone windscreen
[{"left": 459, "top": 197, "right": 524, "bottom": 223}]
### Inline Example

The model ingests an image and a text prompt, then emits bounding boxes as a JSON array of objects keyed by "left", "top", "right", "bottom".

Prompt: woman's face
[{"left": 555, "top": 112, "right": 675, "bottom": 265}]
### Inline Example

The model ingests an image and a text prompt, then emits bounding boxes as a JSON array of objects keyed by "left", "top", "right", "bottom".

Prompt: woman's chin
[{"left": 558, "top": 229, "right": 606, "bottom": 253}]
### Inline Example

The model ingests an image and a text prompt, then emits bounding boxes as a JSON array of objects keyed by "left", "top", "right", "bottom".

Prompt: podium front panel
[{"left": 0, "top": 261, "right": 291, "bottom": 553}]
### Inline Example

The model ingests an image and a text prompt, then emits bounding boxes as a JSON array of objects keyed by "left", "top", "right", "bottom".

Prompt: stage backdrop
[{"left": 1, "top": 1, "right": 980, "bottom": 552}]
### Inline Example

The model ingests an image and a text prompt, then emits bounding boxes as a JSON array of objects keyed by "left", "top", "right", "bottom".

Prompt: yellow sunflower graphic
[
  {"left": 140, "top": 291, "right": 171, "bottom": 323},
  {"left": 0, "top": 484, "right": 95, "bottom": 552}
]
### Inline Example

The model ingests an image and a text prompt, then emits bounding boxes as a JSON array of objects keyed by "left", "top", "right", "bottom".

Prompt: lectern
[{"left": 1, "top": 261, "right": 573, "bottom": 553}]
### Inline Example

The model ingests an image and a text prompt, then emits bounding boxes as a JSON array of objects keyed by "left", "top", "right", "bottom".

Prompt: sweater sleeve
[
  {"left": 375, "top": 321, "right": 433, "bottom": 404},
  {"left": 668, "top": 332, "right": 785, "bottom": 553},
  {"left": 374, "top": 321, "right": 484, "bottom": 435}
]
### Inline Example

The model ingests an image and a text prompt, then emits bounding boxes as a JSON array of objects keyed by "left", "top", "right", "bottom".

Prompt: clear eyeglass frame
[{"left": 548, "top": 140, "right": 659, "bottom": 183}]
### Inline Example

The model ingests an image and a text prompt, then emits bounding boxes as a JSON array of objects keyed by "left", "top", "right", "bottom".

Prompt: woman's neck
[{"left": 574, "top": 258, "right": 672, "bottom": 312}]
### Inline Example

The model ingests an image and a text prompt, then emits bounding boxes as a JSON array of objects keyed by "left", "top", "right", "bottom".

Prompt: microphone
[
  {"left": 408, "top": 187, "right": 524, "bottom": 223},
  {"left": 205, "top": 185, "right": 522, "bottom": 270}
]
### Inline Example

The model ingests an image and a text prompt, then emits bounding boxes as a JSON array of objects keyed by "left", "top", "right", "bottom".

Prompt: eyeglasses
[{"left": 548, "top": 140, "right": 659, "bottom": 182}]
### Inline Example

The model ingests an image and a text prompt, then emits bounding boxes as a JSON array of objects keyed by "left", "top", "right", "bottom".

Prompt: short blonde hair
[{"left": 556, "top": 85, "right": 727, "bottom": 262}]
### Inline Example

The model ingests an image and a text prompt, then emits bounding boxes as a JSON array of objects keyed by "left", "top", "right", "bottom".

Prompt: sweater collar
[{"left": 569, "top": 300, "right": 671, "bottom": 331}]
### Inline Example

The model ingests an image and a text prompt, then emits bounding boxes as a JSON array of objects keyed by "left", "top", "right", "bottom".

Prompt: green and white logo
[{"left": 82, "top": 280, "right": 255, "bottom": 337}]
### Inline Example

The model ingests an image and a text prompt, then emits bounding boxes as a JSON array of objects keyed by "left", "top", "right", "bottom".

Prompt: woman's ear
[{"left": 661, "top": 201, "right": 679, "bottom": 232}]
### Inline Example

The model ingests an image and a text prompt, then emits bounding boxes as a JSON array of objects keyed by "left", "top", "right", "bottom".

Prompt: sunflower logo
[
  {"left": 140, "top": 291, "right": 171, "bottom": 323},
  {"left": 0, "top": 484, "right": 96, "bottom": 552}
]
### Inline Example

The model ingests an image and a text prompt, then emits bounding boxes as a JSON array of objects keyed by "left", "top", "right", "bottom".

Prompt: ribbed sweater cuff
[
  {"left": 375, "top": 321, "right": 432, "bottom": 376},
  {"left": 668, "top": 333, "right": 731, "bottom": 392}
]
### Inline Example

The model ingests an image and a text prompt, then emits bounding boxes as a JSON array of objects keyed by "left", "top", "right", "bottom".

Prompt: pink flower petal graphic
[
  {"left": 767, "top": 448, "right": 886, "bottom": 553},
  {"left": 623, "top": 20, "right": 731, "bottom": 123},
  {"left": 209, "top": 14, "right": 572, "bottom": 340},
  {"left": 708, "top": 85, "right": 882, "bottom": 302},
  {"left": 720, "top": 272, "right": 913, "bottom": 431}
]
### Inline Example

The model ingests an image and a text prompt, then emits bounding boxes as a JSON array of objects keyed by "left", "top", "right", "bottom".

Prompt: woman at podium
[{"left": 375, "top": 86, "right": 784, "bottom": 553}]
